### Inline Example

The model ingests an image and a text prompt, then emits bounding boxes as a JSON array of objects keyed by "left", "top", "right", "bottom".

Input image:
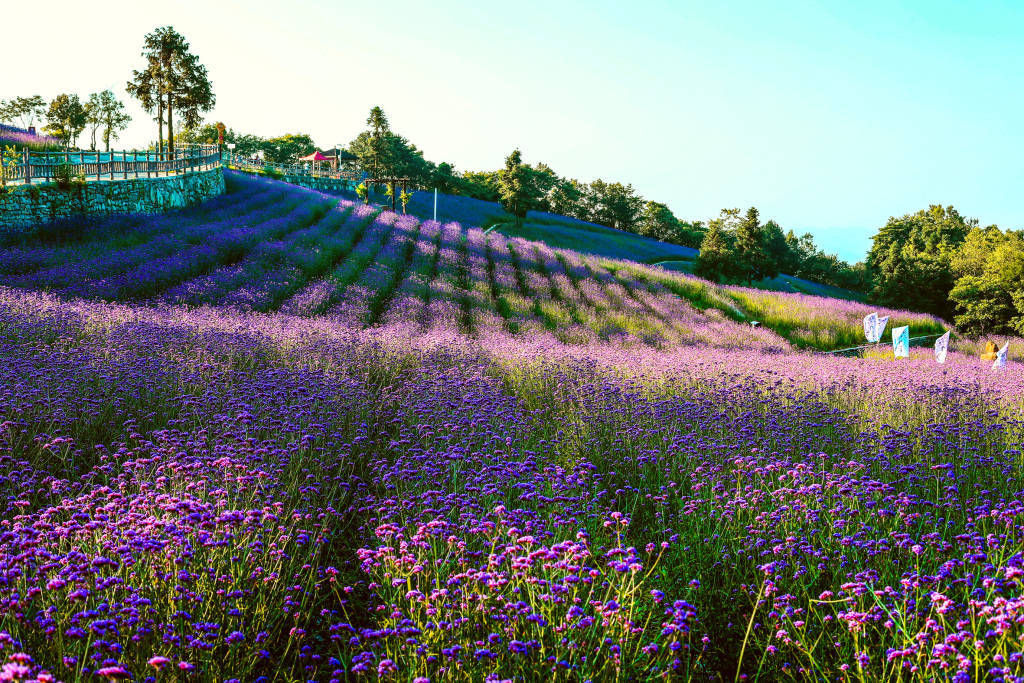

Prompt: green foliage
[
  {"left": 84, "top": 90, "right": 131, "bottom": 152},
  {"left": 355, "top": 182, "right": 369, "bottom": 204},
  {"left": 52, "top": 163, "right": 85, "bottom": 190},
  {"left": 43, "top": 94, "right": 87, "bottom": 150},
  {"left": 734, "top": 207, "right": 778, "bottom": 283},
  {"left": 497, "top": 149, "right": 539, "bottom": 222},
  {"left": 587, "top": 179, "right": 642, "bottom": 231},
  {"left": 261, "top": 133, "right": 316, "bottom": 164},
  {"left": 127, "top": 26, "right": 215, "bottom": 156},
  {"left": 0, "top": 145, "right": 20, "bottom": 187},
  {"left": 400, "top": 189, "right": 412, "bottom": 214},
  {"left": 866, "top": 205, "right": 971, "bottom": 320},
  {"left": 179, "top": 122, "right": 267, "bottom": 158},
  {"left": 348, "top": 107, "right": 435, "bottom": 185},
  {"left": 694, "top": 220, "right": 736, "bottom": 283},
  {"left": 0, "top": 95, "right": 46, "bottom": 129},
  {"left": 948, "top": 227, "right": 1024, "bottom": 336}
]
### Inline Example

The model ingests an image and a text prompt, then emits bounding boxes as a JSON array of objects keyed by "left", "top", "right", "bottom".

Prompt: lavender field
[{"left": 1, "top": 172, "right": 1023, "bottom": 682}]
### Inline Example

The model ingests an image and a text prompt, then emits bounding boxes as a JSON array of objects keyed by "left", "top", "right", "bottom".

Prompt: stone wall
[
  {"left": 227, "top": 167, "right": 358, "bottom": 196},
  {"left": 277, "top": 174, "right": 358, "bottom": 195},
  {"left": 0, "top": 167, "right": 226, "bottom": 233}
]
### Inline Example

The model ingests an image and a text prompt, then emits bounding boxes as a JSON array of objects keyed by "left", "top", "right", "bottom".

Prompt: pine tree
[
  {"left": 694, "top": 223, "right": 735, "bottom": 283},
  {"left": 734, "top": 207, "right": 773, "bottom": 284}
]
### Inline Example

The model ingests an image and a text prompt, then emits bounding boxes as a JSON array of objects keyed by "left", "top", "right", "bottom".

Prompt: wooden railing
[
  {"left": 226, "top": 156, "right": 364, "bottom": 183},
  {"left": 1, "top": 144, "right": 222, "bottom": 185}
]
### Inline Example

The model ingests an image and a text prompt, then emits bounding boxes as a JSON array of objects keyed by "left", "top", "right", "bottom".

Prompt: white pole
[{"left": 434, "top": 188, "right": 438, "bottom": 221}]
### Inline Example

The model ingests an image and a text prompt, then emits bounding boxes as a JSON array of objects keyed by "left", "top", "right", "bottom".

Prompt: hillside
[
  {"left": 0, "top": 123, "right": 60, "bottom": 150},
  {"left": 0, "top": 171, "right": 942, "bottom": 352},
  {"left": 2, "top": 171, "right": 1022, "bottom": 683},
  {"left": 255, "top": 173, "right": 866, "bottom": 303}
]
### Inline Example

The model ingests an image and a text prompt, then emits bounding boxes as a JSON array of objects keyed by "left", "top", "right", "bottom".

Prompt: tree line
[
  {"left": 865, "top": 205, "right": 1024, "bottom": 336},
  {"left": 691, "top": 207, "right": 867, "bottom": 290},
  {"left": 0, "top": 92, "right": 130, "bottom": 152},
  {"left": 181, "top": 105, "right": 867, "bottom": 293}
]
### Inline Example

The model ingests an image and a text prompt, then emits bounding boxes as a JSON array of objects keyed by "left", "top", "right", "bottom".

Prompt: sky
[{"left": 4, "top": 0, "right": 1022, "bottom": 262}]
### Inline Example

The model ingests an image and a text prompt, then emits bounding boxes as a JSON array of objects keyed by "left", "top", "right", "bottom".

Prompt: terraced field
[{"left": 0, "top": 172, "right": 943, "bottom": 353}]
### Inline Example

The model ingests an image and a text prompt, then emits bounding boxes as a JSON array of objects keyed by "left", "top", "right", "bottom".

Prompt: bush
[{"left": 52, "top": 163, "right": 84, "bottom": 190}]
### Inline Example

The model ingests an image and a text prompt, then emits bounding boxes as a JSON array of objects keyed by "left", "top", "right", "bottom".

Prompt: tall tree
[
  {"left": 734, "top": 207, "right": 776, "bottom": 283},
  {"left": 497, "top": 149, "right": 537, "bottom": 223},
  {"left": 761, "top": 219, "right": 789, "bottom": 278},
  {"left": 694, "top": 222, "right": 736, "bottom": 283},
  {"left": 365, "top": 106, "right": 390, "bottom": 180},
  {"left": 84, "top": 94, "right": 103, "bottom": 151},
  {"left": 93, "top": 90, "right": 131, "bottom": 152},
  {"left": 0, "top": 95, "right": 46, "bottom": 129},
  {"left": 127, "top": 51, "right": 163, "bottom": 154},
  {"left": 43, "top": 94, "right": 87, "bottom": 150},
  {"left": 127, "top": 27, "right": 214, "bottom": 158}
]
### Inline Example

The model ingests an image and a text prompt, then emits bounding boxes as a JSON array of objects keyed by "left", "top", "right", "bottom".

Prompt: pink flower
[{"left": 147, "top": 657, "right": 170, "bottom": 670}]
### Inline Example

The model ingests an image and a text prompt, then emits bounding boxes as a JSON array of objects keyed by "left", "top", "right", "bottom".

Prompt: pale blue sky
[{"left": 5, "top": 0, "right": 1022, "bottom": 262}]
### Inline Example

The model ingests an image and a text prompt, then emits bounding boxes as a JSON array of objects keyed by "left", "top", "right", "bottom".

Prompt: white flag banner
[
  {"left": 892, "top": 325, "right": 909, "bottom": 358},
  {"left": 993, "top": 342, "right": 1009, "bottom": 370},
  {"left": 863, "top": 313, "right": 879, "bottom": 342},
  {"left": 934, "top": 331, "right": 950, "bottom": 364},
  {"left": 876, "top": 316, "right": 890, "bottom": 343}
]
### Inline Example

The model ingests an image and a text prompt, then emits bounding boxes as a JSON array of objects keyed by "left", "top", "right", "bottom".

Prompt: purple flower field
[
  {"left": 0, "top": 172, "right": 1022, "bottom": 681},
  {"left": 0, "top": 124, "right": 61, "bottom": 151}
]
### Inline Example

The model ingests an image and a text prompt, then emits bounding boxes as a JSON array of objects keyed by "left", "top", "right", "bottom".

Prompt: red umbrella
[{"left": 299, "top": 151, "right": 330, "bottom": 176}]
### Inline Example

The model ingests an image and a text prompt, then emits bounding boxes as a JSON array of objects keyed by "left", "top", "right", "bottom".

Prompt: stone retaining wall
[
  {"left": 274, "top": 173, "right": 359, "bottom": 195},
  {"left": 0, "top": 167, "right": 225, "bottom": 233},
  {"left": 228, "top": 167, "right": 358, "bottom": 196}
]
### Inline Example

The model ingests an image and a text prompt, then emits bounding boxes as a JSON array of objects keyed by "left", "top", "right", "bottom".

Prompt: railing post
[{"left": 24, "top": 149, "right": 31, "bottom": 185}]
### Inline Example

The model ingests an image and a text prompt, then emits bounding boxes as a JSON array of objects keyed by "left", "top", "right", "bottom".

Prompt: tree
[
  {"left": 761, "top": 220, "right": 790, "bottom": 277},
  {"left": 546, "top": 178, "right": 587, "bottom": 219},
  {"left": 127, "top": 26, "right": 214, "bottom": 158},
  {"left": 84, "top": 95, "right": 102, "bottom": 151},
  {"left": 636, "top": 201, "right": 679, "bottom": 242},
  {"left": 83, "top": 90, "right": 131, "bottom": 152},
  {"left": 734, "top": 207, "right": 777, "bottom": 283},
  {"left": 866, "top": 205, "right": 971, "bottom": 319},
  {"left": 261, "top": 133, "right": 316, "bottom": 164},
  {"left": 181, "top": 122, "right": 265, "bottom": 157},
  {"left": 497, "top": 149, "right": 538, "bottom": 223},
  {"left": 96, "top": 91, "right": 131, "bottom": 152},
  {"left": 694, "top": 221, "right": 736, "bottom": 283},
  {"left": 587, "top": 180, "right": 642, "bottom": 231},
  {"left": 0, "top": 95, "right": 46, "bottom": 129},
  {"left": 527, "top": 162, "right": 560, "bottom": 212},
  {"left": 433, "top": 162, "right": 460, "bottom": 194},
  {"left": 127, "top": 57, "right": 163, "bottom": 154},
  {"left": 43, "top": 94, "right": 87, "bottom": 150},
  {"left": 949, "top": 227, "right": 1024, "bottom": 335},
  {"left": 460, "top": 170, "right": 501, "bottom": 202},
  {"left": 365, "top": 106, "right": 390, "bottom": 180}
]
